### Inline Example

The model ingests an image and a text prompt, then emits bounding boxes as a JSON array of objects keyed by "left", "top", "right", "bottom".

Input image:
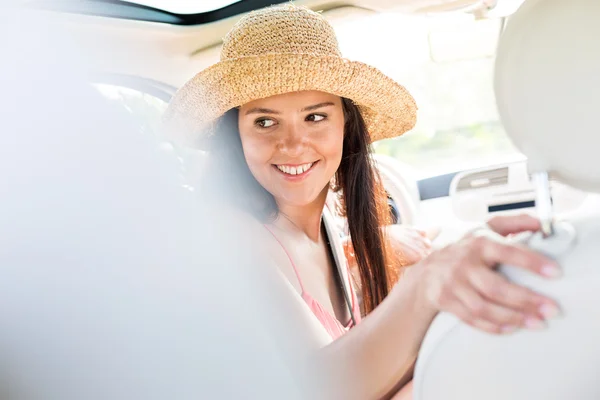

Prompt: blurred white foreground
[{"left": 0, "top": 8, "right": 318, "bottom": 400}]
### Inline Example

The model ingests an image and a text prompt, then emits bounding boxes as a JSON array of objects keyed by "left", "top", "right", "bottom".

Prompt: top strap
[{"left": 263, "top": 224, "right": 305, "bottom": 293}]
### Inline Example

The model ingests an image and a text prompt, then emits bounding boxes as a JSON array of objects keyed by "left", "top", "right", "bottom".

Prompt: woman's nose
[{"left": 278, "top": 123, "right": 307, "bottom": 156}]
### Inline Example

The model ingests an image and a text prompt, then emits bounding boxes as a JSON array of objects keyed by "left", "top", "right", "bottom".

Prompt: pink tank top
[{"left": 264, "top": 224, "right": 362, "bottom": 340}]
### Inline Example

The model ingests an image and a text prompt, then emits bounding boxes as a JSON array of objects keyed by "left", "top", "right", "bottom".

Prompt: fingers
[
  {"left": 424, "top": 226, "right": 441, "bottom": 241},
  {"left": 386, "top": 225, "right": 433, "bottom": 266},
  {"left": 486, "top": 214, "right": 541, "bottom": 236},
  {"left": 453, "top": 284, "right": 526, "bottom": 332},
  {"left": 415, "top": 230, "right": 433, "bottom": 251},
  {"left": 477, "top": 237, "right": 561, "bottom": 278},
  {"left": 452, "top": 304, "right": 506, "bottom": 334},
  {"left": 400, "top": 232, "right": 430, "bottom": 254},
  {"left": 468, "top": 268, "right": 557, "bottom": 315},
  {"left": 419, "top": 233, "right": 563, "bottom": 336},
  {"left": 448, "top": 278, "right": 553, "bottom": 334}
]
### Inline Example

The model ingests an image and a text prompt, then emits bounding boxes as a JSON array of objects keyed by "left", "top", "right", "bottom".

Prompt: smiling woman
[
  {"left": 160, "top": 5, "right": 561, "bottom": 400},
  {"left": 205, "top": 87, "right": 393, "bottom": 314}
]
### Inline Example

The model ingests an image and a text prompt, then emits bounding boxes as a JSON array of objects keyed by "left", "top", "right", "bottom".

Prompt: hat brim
[{"left": 163, "top": 53, "right": 417, "bottom": 144}]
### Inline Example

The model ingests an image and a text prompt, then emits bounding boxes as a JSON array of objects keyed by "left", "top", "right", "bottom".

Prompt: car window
[
  {"left": 92, "top": 82, "right": 205, "bottom": 188},
  {"left": 334, "top": 12, "right": 524, "bottom": 179},
  {"left": 93, "top": 83, "right": 169, "bottom": 140}
]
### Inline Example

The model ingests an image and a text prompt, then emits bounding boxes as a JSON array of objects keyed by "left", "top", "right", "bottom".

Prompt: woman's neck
[{"left": 275, "top": 190, "right": 328, "bottom": 242}]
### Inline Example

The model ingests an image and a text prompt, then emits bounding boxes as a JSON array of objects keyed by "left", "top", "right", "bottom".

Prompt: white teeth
[{"left": 277, "top": 162, "right": 314, "bottom": 175}]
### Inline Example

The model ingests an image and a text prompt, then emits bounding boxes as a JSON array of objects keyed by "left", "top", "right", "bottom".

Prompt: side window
[
  {"left": 92, "top": 82, "right": 204, "bottom": 189},
  {"left": 92, "top": 83, "right": 169, "bottom": 141}
]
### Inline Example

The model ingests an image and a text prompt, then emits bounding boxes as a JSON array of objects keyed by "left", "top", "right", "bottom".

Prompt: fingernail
[
  {"left": 539, "top": 303, "right": 561, "bottom": 319},
  {"left": 524, "top": 317, "right": 546, "bottom": 330},
  {"left": 501, "top": 325, "right": 518, "bottom": 334},
  {"left": 541, "top": 264, "right": 562, "bottom": 278}
]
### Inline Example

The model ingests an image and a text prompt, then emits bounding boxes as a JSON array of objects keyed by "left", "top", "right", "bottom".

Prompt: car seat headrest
[{"left": 494, "top": 0, "right": 600, "bottom": 193}]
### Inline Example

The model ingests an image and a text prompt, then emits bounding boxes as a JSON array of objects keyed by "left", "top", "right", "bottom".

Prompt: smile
[{"left": 273, "top": 161, "right": 318, "bottom": 177}]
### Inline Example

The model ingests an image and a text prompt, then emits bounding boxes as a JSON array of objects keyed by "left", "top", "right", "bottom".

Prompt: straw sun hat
[{"left": 163, "top": 3, "right": 417, "bottom": 144}]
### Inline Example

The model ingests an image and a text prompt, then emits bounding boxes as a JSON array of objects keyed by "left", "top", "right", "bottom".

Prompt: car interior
[
  {"left": 415, "top": 0, "right": 600, "bottom": 398},
  {"left": 29, "top": 0, "right": 600, "bottom": 251},
  {"left": 16, "top": 0, "right": 600, "bottom": 397}
]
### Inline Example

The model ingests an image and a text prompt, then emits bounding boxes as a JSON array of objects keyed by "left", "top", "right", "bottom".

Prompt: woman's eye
[
  {"left": 255, "top": 118, "right": 276, "bottom": 128},
  {"left": 306, "top": 114, "right": 326, "bottom": 122}
]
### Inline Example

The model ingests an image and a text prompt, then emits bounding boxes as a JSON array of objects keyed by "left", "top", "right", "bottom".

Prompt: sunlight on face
[{"left": 238, "top": 91, "right": 345, "bottom": 209}]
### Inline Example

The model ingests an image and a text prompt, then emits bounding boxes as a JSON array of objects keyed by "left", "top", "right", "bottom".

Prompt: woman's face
[{"left": 238, "top": 90, "right": 345, "bottom": 208}]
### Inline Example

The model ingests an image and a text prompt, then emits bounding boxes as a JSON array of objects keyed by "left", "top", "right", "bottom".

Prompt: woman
[{"left": 164, "top": 5, "right": 561, "bottom": 399}]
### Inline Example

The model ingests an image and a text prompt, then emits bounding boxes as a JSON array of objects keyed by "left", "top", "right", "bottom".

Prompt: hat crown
[{"left": 221, "top": 4, "right": 342, "bottom": 60}]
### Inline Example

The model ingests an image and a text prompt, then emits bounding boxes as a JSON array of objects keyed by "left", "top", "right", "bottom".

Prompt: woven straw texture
[{"left": 163, "top": 4, "right": 418, "bottom": 144}]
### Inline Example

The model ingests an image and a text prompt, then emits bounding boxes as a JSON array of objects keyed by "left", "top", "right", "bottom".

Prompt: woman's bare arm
[
  {"left": 311, "top": 266, "right": 433, "bottom": 400},
  {"left": 306, "top": 215, "right": 561, "bottom": 400}
]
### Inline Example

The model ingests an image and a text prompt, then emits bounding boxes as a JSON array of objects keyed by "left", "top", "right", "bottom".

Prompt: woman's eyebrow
[
  {"left": 301, "top": 102, "right": 335, "bottom": 112},
  {"left": 245, "top": 107, "right": 281, "bottom": 115},
  {"left": 244, "top": 102, "right": 335, "bottom": 115}
]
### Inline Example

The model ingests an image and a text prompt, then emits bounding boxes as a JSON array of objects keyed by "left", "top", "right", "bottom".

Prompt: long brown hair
[{"left": 203, "top": 97, "right": 390, "bottom": 314}]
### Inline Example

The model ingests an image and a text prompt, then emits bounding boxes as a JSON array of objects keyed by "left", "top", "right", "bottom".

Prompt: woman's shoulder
[{"left": 228, "top": 210, "right": 333, "bottom": 346}]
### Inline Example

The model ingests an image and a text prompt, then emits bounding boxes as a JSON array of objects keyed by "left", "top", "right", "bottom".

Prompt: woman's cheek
[{"left": 242, "top": 136, "right": 271, "bottom": 166}]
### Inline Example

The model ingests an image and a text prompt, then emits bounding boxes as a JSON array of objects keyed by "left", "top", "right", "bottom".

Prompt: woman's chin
[{"left": 275, "top": 192, "right": 325, "bottom": 209}]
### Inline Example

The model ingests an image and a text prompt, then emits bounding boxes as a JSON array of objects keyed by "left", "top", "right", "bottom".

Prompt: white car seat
[{"left": 413, "top": 0, "right": 600, "bottom": 398}]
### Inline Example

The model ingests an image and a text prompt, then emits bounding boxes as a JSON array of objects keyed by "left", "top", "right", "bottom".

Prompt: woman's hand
[
  {"left": 413, "top": 214, "right": 561, "bottom": 334},
  {"left": 343, "top": 225, "right": 433, "bottom": 288},
  {"left": 384, "top": 224, "right": 433, "bottom": 267}
]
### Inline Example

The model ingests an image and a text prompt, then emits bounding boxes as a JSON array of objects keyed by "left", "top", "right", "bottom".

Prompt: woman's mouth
[{"left": 273, "top": 161, "right": 318, "bottom": 179}]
